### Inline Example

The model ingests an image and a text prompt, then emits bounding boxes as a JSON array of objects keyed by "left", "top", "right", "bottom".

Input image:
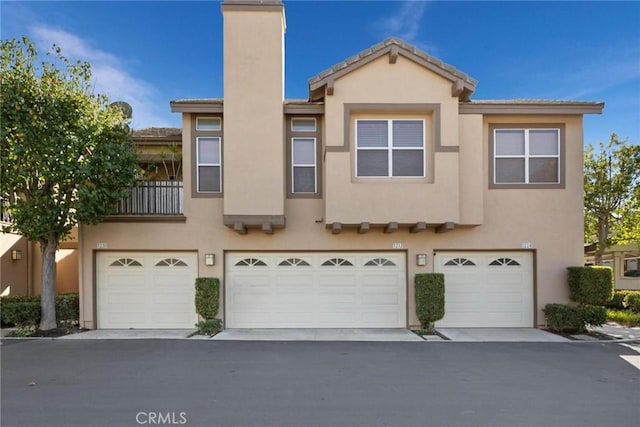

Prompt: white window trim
[
  {"left": 196, "top": 117, "right": 222, "bottom": 131},
  {"left": 355, "top": 119, "right": 426, "bottom": 178},
  {"left": 196, "top": 137, "right": 222, "bottom": 193},
  {"left": 291, "top": 117, "right": 317, "bottom": 132},
  {"left": 493, "top": 128, "right": 560, "bottom": 184},
  {"left": 291, "top": 137, "right": 317, "bottom": 193}
]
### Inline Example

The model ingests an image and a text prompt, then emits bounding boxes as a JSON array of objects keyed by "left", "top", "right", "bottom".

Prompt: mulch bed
[{"left": 7, "top": 327, "right": 88, "bottom": 338}]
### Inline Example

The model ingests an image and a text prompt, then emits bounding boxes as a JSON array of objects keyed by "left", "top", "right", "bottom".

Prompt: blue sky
[{"left": 1, "top": 1, "right": 639, "bottom": 147}]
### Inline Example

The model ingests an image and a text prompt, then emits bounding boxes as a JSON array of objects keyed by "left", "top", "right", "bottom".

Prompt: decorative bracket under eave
[{"left": 435, "top": 222, "right": 455, "bottom": 234}]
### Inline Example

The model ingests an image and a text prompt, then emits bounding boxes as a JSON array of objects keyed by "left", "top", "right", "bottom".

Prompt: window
[
  {"left": 321, "top": 258, "right": 354, "bottom": 266},
  {"left": 110, "top": 258, "right": 142, "bottom": 267},
  {"left": 291, "top": 118, "right": 316, "bottom": 132},
  {"left": 356, "top": 119, "right": 424, "bottom": 177},
  {"left": 278, "top": 258, "right": 311, "bottom": 266},
  {"left": 196, "top": 117, "right": 221, "bottom": 131},
  {"left": 364, "top": 258, "right": 396, "bottom": 266},
  {"left": 192, "top": 115, "right": 223, "bottom": 197},
  {"left": 235, "top": 258, "right": 267, "bottom": 267},
  {"left": 197, "top": 137, "right": 221, "bottom": 192},
  {"left": 287, "top": 116, "right": 321, "bottom": 197},
  {"left": 155, "top": 258, "right": 188, "bottom": 267},
  {"left": 493, "top": 128, "right": 560, "bottom": 184},
  {"left": 292, "top": 138, "right": 316, "bottom": 193},
  {"left": 489, "top": 258, "right": 521, "bottom": 266},
  {"left": 444, "top": 258, "right": 476, "bottom": 266}
]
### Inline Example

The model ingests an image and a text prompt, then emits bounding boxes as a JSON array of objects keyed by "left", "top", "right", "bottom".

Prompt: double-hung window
[
  {"left": 196, "top": 137, "right": 221, "bottom": 192},
  {"left": 194, "top": 116, "right": 222, "bottom": 194},
  {"left": 493, "top": 128, "right": 560, "bottom": 184},
  {"left": 356, "top": 119, "right": 425, "bottom": 177},
  {"left": 289, "top": 117, "right": 320, "bottom": 196},
  {"left": 292, "top": 138, "right": 316, "bottom": 193}
]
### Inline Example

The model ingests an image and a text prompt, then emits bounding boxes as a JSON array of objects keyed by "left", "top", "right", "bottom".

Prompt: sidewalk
[{"left": 589, "top": 322, "right": 640, "bottom": 341}]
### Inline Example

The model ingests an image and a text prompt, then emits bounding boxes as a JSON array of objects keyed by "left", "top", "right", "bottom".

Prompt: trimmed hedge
[
  {"left": 195, "top": 277, "right": 220, "bottom": 319},
  {"left": 624, "top": 293, "right": 640, "bottom": 312},
  {"left": 0, "top": 293, "right": 80, "bottom": 328},
  {"left": 543, "top": 303, "right": 607, "bottom": 333},
  {"left": 196, "top": 318, "right": 223, "bottom": 336},
  {"left": 55, "top": 293, "right": 80, "bottom": 327},
  {"left": 607, "top": 290, "right": 640, "bottom": 309},
  {"left": 1, "top": 295, "right": 40, "bottom": 325},
  {"left": 2, "top": 300, "right": 41, "bottom": 328},
  {"left": 415, "top": 273, "right": 445, "bottom": 329},
  {"left": 567, "top": 266, "right": 614, "bottom": 306}
]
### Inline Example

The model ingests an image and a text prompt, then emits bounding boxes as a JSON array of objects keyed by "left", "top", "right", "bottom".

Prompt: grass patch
[{"left": 607, "top": 309, "right": 640, "bottom": 326}]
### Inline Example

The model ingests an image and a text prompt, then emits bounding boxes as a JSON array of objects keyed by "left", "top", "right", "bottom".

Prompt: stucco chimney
[{"left": 221, "top": 0, "right": 286, "bottom": 230}]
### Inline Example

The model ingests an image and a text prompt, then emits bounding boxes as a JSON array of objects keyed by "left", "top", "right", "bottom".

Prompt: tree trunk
[
  {"left": 39, "top": 236, "right": 58, "bottom": 330},
  {"left": 595, "top": 213, "right": 608, "bottom": 265}
]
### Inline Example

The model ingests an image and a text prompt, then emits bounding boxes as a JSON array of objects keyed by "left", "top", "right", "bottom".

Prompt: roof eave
[
  {"left": 170, "top": 99, "right": 224, "bottom": 113},
  {"left": 459, "top": 102, "right": 605, "bottom": 115}
]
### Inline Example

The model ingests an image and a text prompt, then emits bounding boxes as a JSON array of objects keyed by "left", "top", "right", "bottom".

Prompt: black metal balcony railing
[
  {"left": 113, "top": 180, "right": 183, "bottom": 216},
  {"left": 1, "top": 207, "right": 12, "bottom": 224}
]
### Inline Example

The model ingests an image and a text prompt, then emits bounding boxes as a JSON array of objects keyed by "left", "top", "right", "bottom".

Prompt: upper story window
[
  {"left": 196, "top": 117, "right": 221, "bottom": 131},
  {"left": 196, "top": 137, "right": 221, "bottom": 192},
  {"left": 355, "top": 119, "right": 425, "bottom": 177},
  {"left": 192, "top": 115, "right": 223, "bottom": 197},
  {"left": 291, "top": 118, "right": 316, "bottom": 132},
  {"left": 292, "top": 137, "right": 317, "bottom": 193},
  {"left": 287, "top": 116, "right": 322, "bottom": 198},
  {"left": 491, "top": 126, "right": 563, "bottom": 188}
]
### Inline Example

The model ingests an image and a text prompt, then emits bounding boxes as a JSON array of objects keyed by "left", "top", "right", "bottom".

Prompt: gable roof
[{"left": 308, "top": 37, "right": 477, "bottom": 102}]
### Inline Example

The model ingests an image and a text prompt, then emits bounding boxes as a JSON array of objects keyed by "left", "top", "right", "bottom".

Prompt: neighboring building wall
[{"left": 0, "top": 234, "right": 29, "bottom": 296}]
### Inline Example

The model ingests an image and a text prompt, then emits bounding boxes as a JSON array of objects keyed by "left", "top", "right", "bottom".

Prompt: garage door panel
[
  {"left": 226, "top": 252, "right": 406, "bottom": 328},
  {"left": 318, "top": 274, "right": 358, "bottom": 288},
  {"left": 232, "top": 275, "right": 270, "bottom": 287},
  {"left": 102, "top": 291, "right": 147, "bottom": 305},
  {"left": 231, "top": 291, "right": 272, "bottom": 308},
  {"left": 361, "top": 293, "right": 400, "bottom": 305},
  {"left": 435, "top": 251, "right": 533, "bottom": 328}
]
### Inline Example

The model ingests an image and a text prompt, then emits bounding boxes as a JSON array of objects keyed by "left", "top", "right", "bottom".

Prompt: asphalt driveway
[{"left": 1, "top": 339, "right": 638, "bottom": 427}]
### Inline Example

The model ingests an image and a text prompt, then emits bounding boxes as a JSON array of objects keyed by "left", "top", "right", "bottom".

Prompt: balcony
[{"left": 111, "top": 180, "right": 183, "bottom": 219}]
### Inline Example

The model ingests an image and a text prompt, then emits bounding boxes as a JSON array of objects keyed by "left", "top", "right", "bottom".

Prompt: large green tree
[
  {"left": 1, "top": 37, "right": 137, "bottom": 330},
  {"left": 584, "top": 134, "right": 640, "bottom": 264}
]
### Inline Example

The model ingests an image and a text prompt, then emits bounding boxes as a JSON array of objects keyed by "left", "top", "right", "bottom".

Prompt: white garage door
[
  {"left": 434, "top": 251, "right": 533, "bottom": 327},
  {"left": 97, "top": 252, "right": 198, "bottom": 329},
  {"left": 226, "top": 252, "right": 406, "bottom": 328}
]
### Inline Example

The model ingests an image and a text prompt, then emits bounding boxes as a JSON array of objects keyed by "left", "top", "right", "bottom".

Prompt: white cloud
[
  {"left": 29, "top": 25, "right": 173, "bottom": 129},
  {"left": 373, "top": 1, "right": 427, "bottom": 43}
]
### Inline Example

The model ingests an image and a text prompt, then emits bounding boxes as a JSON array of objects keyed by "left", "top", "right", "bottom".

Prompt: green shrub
[
  {"left": 1, "top": 295, "right": 40, "bottom": 325},
  {"left": 2, "top": 294, "right": 80, "bottom": 328},
  {"left": 543, "top": 303, "right": 607, "bottom": 333},
  {"left": 55, "top": 293, "right": 79, "bottom": 327},
  {"left": 607, "top": 290, "right": 636, "bottom": 309},
  {"left": 623, "top": 293, "right": 640, "bottom": 312},
  {"left": 567, "top": 266, "right": 614, "bottom": 305},
  {"left": 195, "top": 277, "right": 220, "bottom": 319},
  {"left": 607, "top": 308, "right": 640, "bottom": 325},
  {"left": 2, "top": 300, "right": 41, "bottom": 328},
  {"left": 196, "top": 318, "right": 223, "bottom": 336},
  {"left": 580, "top": 305, "right": 608, "bottom": 326},
  {"left": 415, "top": 273, "right": 445, "bottom": 329}
]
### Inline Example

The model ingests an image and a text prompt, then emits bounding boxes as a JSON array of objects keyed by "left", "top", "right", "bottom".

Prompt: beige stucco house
[
  {"left": 78, "top": 0, "right": 604, "bottom": 330},
  {"left": 585, "top": 243, "right": 640, "bottom": 290}
]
